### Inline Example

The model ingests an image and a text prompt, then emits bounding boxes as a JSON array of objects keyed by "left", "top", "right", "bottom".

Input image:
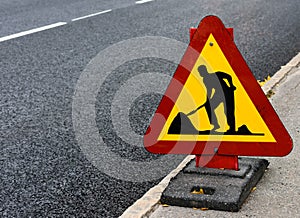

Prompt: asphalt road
[
  {"left": 1, "top": 0, "right": 299, "bottom": 217},
  {"left": 0, "top": 0, "right": 136, "bottom": 37}
]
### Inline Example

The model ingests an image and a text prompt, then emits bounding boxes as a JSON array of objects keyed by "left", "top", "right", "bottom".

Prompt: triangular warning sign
[{"left": 144, "top": 16, "right": 292, "bottom": 156}]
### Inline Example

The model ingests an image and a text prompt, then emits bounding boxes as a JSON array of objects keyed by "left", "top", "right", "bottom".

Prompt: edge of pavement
[{"left": 120, "top": 52, "right": 300, "bottom": 218}]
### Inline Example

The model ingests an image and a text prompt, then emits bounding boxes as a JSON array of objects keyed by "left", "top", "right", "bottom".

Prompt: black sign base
[{"left": 161, "top": 157, "right": 269, "bottom": 212}]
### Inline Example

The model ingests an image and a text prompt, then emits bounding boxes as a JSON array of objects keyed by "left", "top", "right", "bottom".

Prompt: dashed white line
[
  {"left": 0, "top": 1, "right": 154, "bottom": 43},
  {"left": 71, "top": 9, "right": 112, "bottom": 22},
  {"left": 0, "top": 22, "right": 67, "bottom": 43},
  {"left": 136, "top": 0, "right": 154, "bottom": 4}
]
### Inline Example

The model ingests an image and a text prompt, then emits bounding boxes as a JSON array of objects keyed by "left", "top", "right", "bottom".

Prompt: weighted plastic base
[{"left": 161, "top": 157, "right": 269, "bottom": 212}]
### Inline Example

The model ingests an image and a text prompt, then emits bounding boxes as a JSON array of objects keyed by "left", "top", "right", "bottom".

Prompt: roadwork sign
[{"left": 144, "top": 15, "right": 292, "bottom": 156}]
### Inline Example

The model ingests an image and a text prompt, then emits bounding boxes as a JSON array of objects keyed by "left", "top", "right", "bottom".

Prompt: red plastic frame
[{"left": 144, "top": 15, "right": 292, "bottom": 157}]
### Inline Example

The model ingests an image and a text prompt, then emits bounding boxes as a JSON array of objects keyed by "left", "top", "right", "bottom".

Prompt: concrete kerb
[
  {"left": 120, "top": 52, "right": 300, "bottom": 218},
  {"left": 262, "top": 52, "right": 300, "bottom": 93},
  {"left": 120, "top": 155, "right": 195, "bottom": 218}
]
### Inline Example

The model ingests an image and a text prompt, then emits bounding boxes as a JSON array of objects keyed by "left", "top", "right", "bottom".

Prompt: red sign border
[{"left": 144, "top": 15, "right": 293, "bottom": 156}]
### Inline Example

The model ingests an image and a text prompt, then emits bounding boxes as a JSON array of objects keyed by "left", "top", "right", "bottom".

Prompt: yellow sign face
[{"left": 158, "top": 34, "right": 275, "bottom": 142}]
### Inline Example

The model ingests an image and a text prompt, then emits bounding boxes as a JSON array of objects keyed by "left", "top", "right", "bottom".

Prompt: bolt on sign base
[{"left": 160, "top": 157, "right": 269, "bottom": 212}]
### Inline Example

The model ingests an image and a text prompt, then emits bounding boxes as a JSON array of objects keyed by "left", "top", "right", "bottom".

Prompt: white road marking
[
  {"left": 136, "top": 0, "right": 154, "bottom": 4},
  {"left": 0, "top": 22, "right": 67, "bottom": 43},
  {"left": 71, "top": 9, "right": 112, "bottom": 22}
]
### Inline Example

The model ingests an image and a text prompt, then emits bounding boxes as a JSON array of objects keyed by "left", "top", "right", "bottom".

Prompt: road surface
[{"left": 1, "top": 0, "right": 299, "bottom": 217}]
